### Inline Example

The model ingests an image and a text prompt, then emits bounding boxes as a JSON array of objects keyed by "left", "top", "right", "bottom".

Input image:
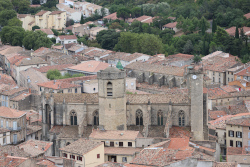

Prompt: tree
[
  {"left": 17, "top": 0, "right": 30, "bottom": 14},
  {"left": 131, "top": 7, "right": 141, "bottom": 18},
  {"left": 23, "top": 30, "right": 53, "bottom": 50},
  {"left": 52, "top": 29, "right": 59, "bottom": 36},
  {"left": 0, "top": 0, "right": 12, "bottom": 11},
  {"left": 0, "top": 10, "right": 17, "bottom": 27},
  {"left": 47, "top": 69, "right": 61, "bottom": 80},
  {"left": 42, "top": 0, "right": 58, "bottom": 8},
  {"left": 77, "top": 36, "right": 88, "bottom": 45},
  {"left": 96, "top": 30, "right": 120, "bottom": 50},
  {"left": 212, "top": 19, "right": 217, "bottom": 34},
  {"left": 66, "top": 19, "right": 74, "bottom": 27},
  {"left": 235, "top": 25, "right": 239, "bottom": 39},
  {"left": 109, "top": 22, "right": 122, "bottom": 29},
  {"left": 212, "top": 26, "right": 231, "bottom": 50},
  {"left": 32, "top": 25, "right": 40, "bottom": 30},
  {"left": 183, "top": 40, "right": 193, "bottom": 54},
  {"left": 80, "top": 14, "right": 85, "bottom": 24},
  {"left": 0, "top": 26, "right": 25, "bottom": 46},
  {"left": 117, "top": 8, "right": 131, "bottom": 21},
  {"left": 7, "top": 18, "right": 22, "bottom": 27},
  {"left": 101, "top": 7, "right": 106, "bottom": 17},
  {"left": 32, "top": 0, "right": 40, "bottom": 4},
  {"left": 199, "top": 16, "right": 209, "bottom": 35},
  {"left": 193, "top": 55, "right": 202, "bottom": 64}
]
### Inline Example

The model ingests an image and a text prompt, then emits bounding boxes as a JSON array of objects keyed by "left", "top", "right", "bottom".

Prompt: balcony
[
  {"left": 39, "top": 16, "right": 43, "bottom": 20},
  {"left": 7, "top": 126, "right": 22, "bottom": 131}
]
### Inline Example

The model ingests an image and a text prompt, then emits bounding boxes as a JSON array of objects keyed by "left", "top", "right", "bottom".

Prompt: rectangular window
[
  {"left": 119, "top": 142, "right": 123, "bottom": 147},
  {"left": 97, "top": 154, "right": 100, "bottom": 159},
  {"left": 75, "top": 88, "right": 77, "bottom": 93},
  {"left": 236, "top": 131, "right": 242, "bottom": 138},
  {"left": 13, "top": 134, "right": 17, "bottom": 144},
  {"left": 2, "top": 95, "right": 4, "bottom": 100},
  {"left": 1, "top": 120, "right": 3, "bottom": 127},
  {"left": 5, "top": 101, "right": 8, "bottom": 107},
  {"left": 3, "top": 137, "right": 6, "bottom": 144},
  {"left": 248, "top": 132, "right": 250, "bottom": 138},
  {"left": 5, "top": 96, "right": 8, "bottom": 101},
  {"left": 230, "top": 140, "right": 233, "bottom": 147},
  {"left": 6, "top": 121, "right": 8, "bottom": 128},
  {"left": 77, "top": 156, "right": 82, "bottom": 161},
  {"left": 122, "top": 157, "right": 127, "bottom": 162},
  {"left": 70, "top": 155, "right": 75, "bottom": 159},
  {"left": 128, "top": 142, "right": 132, "bottom": 147},
  {"left": 13, "top": 122, "right": 17, "bottom": 130},
  {"left": 229, "top": 130, "right": 234, "bottom": 137},
  {"left": 236, "top": 141, "right": 242, "bottom": 147},
  {"left": 63, "top": 153, "right": 67, "bottom": 158},
  {"left": 110, "top": 142, "right": 114, "bottom": 147}
]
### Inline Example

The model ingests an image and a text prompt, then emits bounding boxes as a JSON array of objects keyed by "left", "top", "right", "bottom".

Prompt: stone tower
[
  {"left": 187, "top": 66, "right": 205, "bottom": 141},
  {"left": 97, "top": 67, "right": 127, "bottom": 131}
]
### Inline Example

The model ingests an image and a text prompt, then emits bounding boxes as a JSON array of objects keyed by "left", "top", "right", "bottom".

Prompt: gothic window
[
  {"left": 136, "top": 110, "right": 143, "bottom": 125},
  {"left": 107, "top": 82, "right": 113, "bottom": 96},
  {"left": 157, "top": 110, "right": 163, "bottom": 125},
  {"left": 178, "top": 110, "right": 185, "bottom": 126},
  {"left": 70, "top": 111, "right": 77, "bottom": 125},
  {"left": 93, "top": 110, "right": 99, "bottom": 126}
]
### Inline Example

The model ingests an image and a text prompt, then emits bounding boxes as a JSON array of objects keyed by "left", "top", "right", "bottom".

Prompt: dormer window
[{"left": 107, "top": 82, "right": 112, "bottom": 96}]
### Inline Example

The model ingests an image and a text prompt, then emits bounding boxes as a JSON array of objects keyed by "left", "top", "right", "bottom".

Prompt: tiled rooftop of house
[
  {"left": 33, "top": 47, "right": 51, "bottom": 57},
  {"left": 0, "top": 74, "right": 17, "bottom": 86},
  {"left": 213, "top": 162, "right": 237, "bottom": 167},
  {"left": 34, "top": 64, "right": 74, "bottom": 73},
  {"left": 35, "top": 10, "right": 49, "bottom": 16},
  {"left": 209, "top": 110, "right": 227, "bottom": 120},
  {"left": 225, "top": 26, "right": 250, "bottom": 36},
  {"left": 50, "top": 55, "right": 79, "bottom": 65},
  {"left": 10, "top": 92, "right": 31, "bottom": 102},
  {"left": 220, "top": 85, "right": 237, "bottom": 93},
  {"left": 36, "top": 159, "right": 57, "bottom": 167},
  {"left": 0, "top": 106, "right": 26, "bottom": 118},
  {"left": 60, "top": 138, "right": 102, "bottom": 155},
  {"left": 89, "top": 129, "right": 142, "bottom": 140},
  {"left": 0, "top": 145, "right": 30, "bottom": 158},
  {"left": 235, "top": 66, "right": 250, "bottom": 77},
  {"left": 163, "top": 22, "right": 177, "bottom": 28},
  {"left": 169, "top": 126, "right": 191, "bottom": 138},
  {"left": 97, "top": 162, "right": 124, "bottom": 167},
  {"left": 0, "top": 46, "right": 23, "bottom": 55},
  {"left": 66, "top": 60, "right": 110, "bottom": 73},
  {"left": 103, "top": 12, "right": 120, "bottom": 20},
  {"left": 35, "top": 29, "right": 54, "bottom": 35},
  {"left": 1, "top": 156, "right": 28, "bottom": 167},
  {"left": 50, "top": 11, "right": 64, "bottom": 15},
  {"left": 1, "top": 87, "right": 27, "bottom": 96},
  {"left": 58, "top": 35, "right": 77, "bottom": 40},
  {"left": 244, "top": 12, "right": 250, "bottom": 19},
  {"left": 244, "top": 100, "right": 250, "bottom": 112},
  {"left": 18, "top": 139, "right": 53, "bottom": 157},
  {"left": 15, "top": 57, "right": 47, "bottom": 66},
  {"left": 226, "top": 117, "right": 250, "bottom": 126},
  {"left": 84, "top": 49, "right": 113, "bottom": 58},
  {"left": 125, "top": 61, "right": 185, "bottom": 76},
  {"left": 37, "top": 80, "right": 81, "bottom": 90},
  {"left": 26, "top": 125, "right": 42, "bottom": 135}
]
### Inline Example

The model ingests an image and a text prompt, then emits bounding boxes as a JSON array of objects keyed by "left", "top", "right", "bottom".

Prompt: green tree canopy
[
  {"left": 47, "top": 69, "right": 61, "bottom": 80},
  {"left": 7, "top": 18, "right": 22, "bottom": 27},
  {"left": 80, "top": 14, "right": 85, "bottom": 24},
  {"left": 0, "top": 26, "right": 25, "bottom": 46},
  {"left": 32, "top": 25, "right": 40, "bottom": 30},
  {"left": 0, "top": 10, "right": 17, "bottom": 27},
  {"left": 131, "top": 7, "right": 141, "bottom": 18},
  {"left": 96, "top": 30, "right": 120, "bottom": 50},
  {"left": 117, "top": 8, "right": 131, "bottom": 21},
  {"left": 22, "top": 30, "right": 53, "bottom": 50},
  {"left": 0, "top": 0, "right": 13, "bottom": 11}
]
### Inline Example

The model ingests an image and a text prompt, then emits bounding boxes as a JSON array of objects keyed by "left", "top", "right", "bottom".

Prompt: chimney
[{"left": 29, "top": 88, "right": 31, "bottom": 93}]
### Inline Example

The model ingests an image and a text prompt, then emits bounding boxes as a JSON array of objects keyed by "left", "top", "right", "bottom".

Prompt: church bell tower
[{"left": 97, "top": 67, "right": 127, "bottom": 131}]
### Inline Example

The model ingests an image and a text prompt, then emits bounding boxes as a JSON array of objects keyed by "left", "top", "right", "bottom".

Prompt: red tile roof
[
  {"left": 49, "top": 11, "right": 64, "bottom": 15},
  {"left": 103, "top": 12, "right": 120, "bottom": 20},
  {"left": 2, "top": 156, "right": 28, "bottom": 167},
  {"left": 35, "top": 10, "right": 49, "bottom": 16},
  {"left": 36, "top": 29, "right": 54, "bottom": 35},
  {"left": 244, "top": 12, "right": 250, "bottom": 19},
  {"left": 220, "top": 85, "right": 237, "bottom": 93},
  {"left": 168, "top": 138, "right": 189, "bottom": 150},
  {"left": 58, "top": 35, "right": 77, "bottom": 40},
  {"left": 36, "top": 159, "right": 57, "bottom": 167},
  {"left": 209, "top": 110, "right": 227, "bottom": 120},
  {"left": 225, "top": 26, "right": 250, "bottom": 36},
  {"left": 227, "top": 147, "right": 242, "bottom": 155},
  {"left": 236, "top": 66, "right": 250, "bottom": 77},
  {"left": 163, "top": 22, "right": 177, "bottom": 28},
  {"left": 67, "top": 60, "right": 110, "bottom": 73},
  {"left": 226, "top": 117, "right": 250, "bottom": 126},
  {"left": 0, "top": 107, "right": 26, "bottom": 118},
  {"left": 37, "top": 80, "right": 81, "bottom": 90}
]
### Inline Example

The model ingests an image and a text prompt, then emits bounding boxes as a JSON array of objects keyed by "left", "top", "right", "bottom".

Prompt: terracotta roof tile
[
  {"left": 15, "top": 57, "right": 47, "bottom": 66},
  {"left": 244, "top": 12, "right": 250, "bottom": 19},
  {"left": 51, "top": 55, "right": 79, "bottom": 65},
  {"left": 18, "top": 139, "right": 53, "bottom": 157},
  {"left": 226, "top": 117, "right": 250, "bottom": 126},
  {"left": 227, "top": 147, "right": 242, "bottom": 155},
  {"left": 163, "top": 22, "right": 177, "bottom": 28},
  {"left": 36, "top": 29, "right": 54, "bottom": 35},
  {"left": 36, "top": 159, "right": 57, "bottom": 167},
  {"left": 167, "top": 138, "right": 189, "bottom": 150},
  {"left": 225, "top": 26, "right": 250, "bottom": 36},
  {"left": 60, "top": 138, "right": 103, "bottom": 155},
  {"left": 236, "top": 66, "right": 250, "bottom": 77},
  {"left": 26, "top": 125, "right": 42, "bottom": 135},
  {"left": 1, "top": 87, "right": 28, "bottom": 96},
  {"left": 0, "top": 107, "right": 26, "bottom": 118},
  {"left": 214, "top": 162, "right": 237, "bottom": 167},
  {"left": 66, "top": 60, "right": 110, "bottom": 73},
  {"left": 58, "top": 35, "right": 77, "bottom": 40},
  {"left": 50, "top": 11, "right": 64, "bottom": 15},
  {"left": 0, "top": 145, "right": 29, "bottom": 157},
  {"left": 10, "top": 92, "right": 31, "bottom": 101},
  {"left": 220, "top": 85, "right": 237, "bottom": 93},
  {"left": 103, "top": 12, "right": 120, "bottom": 20},
  {"left": 89, "top": 129, "right": 142, "bottom": 140},
  {"left": 0, "top": 74, "right": 16, "bottom": 86},
  {"left": 37, "top": 80, "right": 81, "bottom": 89},
  {"left": 209, "top": 110, "right": 227, "bottom": 120},
  {"left": 2, "top": 156, "right": 28, "bottom": 167},
  {"left": 35, "top": 10, "right": 49, "bottom": 16}
]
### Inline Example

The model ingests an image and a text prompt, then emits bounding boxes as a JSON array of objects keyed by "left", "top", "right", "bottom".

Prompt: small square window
[
  {"left": 128, "top": 142, "right": 132, "bottom": 147},
  {"left": 230, "top": 140, "right": 233, "bottom": 147},
  {"left": 122, "top": 157, "right": 127, "bottom": 162},
  {"left": 97, "top": 154, "right": 100, "bottom": 158},
  {"left": 119, "top": 142, "right": 123, "bottom": 147},
  {"left": 110, "top": 142, "right": 114, "bottom": 147}
]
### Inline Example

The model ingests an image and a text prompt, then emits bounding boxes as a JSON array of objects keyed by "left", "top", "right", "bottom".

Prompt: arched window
[
  {"left": 158, "top": 110, "right": 163, "bottom": 125},
  {"left": 178, "top": 110, "right": 185, "bottom": 126},
  {"left": 93, "top": 110, "right": 99, "bottom": 126},
  {"left": 70, "top": 111, "right": 77, "bottom": 125},
  {"left": 136, "top": 110, "right": 143, "bottom": 125},
  {"left": 107, "top": 82, "right": 113, "bottom": 96}
]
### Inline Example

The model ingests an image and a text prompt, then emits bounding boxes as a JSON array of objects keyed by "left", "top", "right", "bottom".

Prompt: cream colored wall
[
  {"left": 48, "top": 12, "right": 66, "bottom": 30},
  {"left": 35, "top": 11, "right": 51, "bottom": 29},
  {"left": 104, "top": 154, "right": 134, "bottom": 163},
  {"left": 62, "top": 143, "right": 104, "bottom": 167},
  {"left": 242, "top": 126, "right": 250, "bottom": 147},
  {"left": 227, "top": 155, "right": 250, "bottom": 163},
  {"left": 0, "top": 132, "right": 11, "bottom": 145},
  {"left": 91, "top": 139, "right": 136, "bottom": 148},
  {"left": 83, "top": 82, "right": 98, "bottom": 93},
  {"left": 19, "top": 15, "right": 35, "bottom": 31},
  {"left": 226, "top": 124, "right": 243, "bottom": 147},
  {"left": 125, "top": 78, "right": 136, "bottom": 90}
]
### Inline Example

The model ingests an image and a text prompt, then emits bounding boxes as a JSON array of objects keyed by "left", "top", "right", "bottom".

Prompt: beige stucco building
[
  {"left": 17, "top": 14, "right": 35, "bottom": 31},
  {"left": 60, "top": 139, "right": 104, "bottom": 167},
  {"left": 0, "top": 128, "right": 11, "bottom": 145}
]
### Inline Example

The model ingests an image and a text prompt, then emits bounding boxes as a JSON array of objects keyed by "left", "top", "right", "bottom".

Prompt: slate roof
[{"left": 60, "top": 139, "right": 103, "bottom": 155}]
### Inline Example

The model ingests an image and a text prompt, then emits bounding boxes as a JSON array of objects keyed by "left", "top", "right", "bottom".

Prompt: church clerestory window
[
  {"left": 158, "top": 110, "right": 163, "bottom": 125},
  {"left": 107, "top": 82, "right": 113, "bottom": 96},
  {"left": 70, "top": 111, "right": 77, "bottom": 125},
  {"left": 93, "top": 110, "right": 99, "bottom": 126},
  {"left": 178, "top": 110, "right": 185, "bottom": 126},
  {"left": 136, "top": 110, "right": 143, "bottom": 125}
]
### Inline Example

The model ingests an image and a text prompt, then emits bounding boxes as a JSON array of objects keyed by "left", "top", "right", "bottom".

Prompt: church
[{"left": 41, "top": 66, "right": 209, "bottom": 155}]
